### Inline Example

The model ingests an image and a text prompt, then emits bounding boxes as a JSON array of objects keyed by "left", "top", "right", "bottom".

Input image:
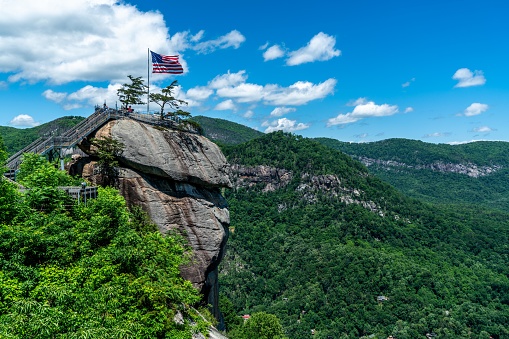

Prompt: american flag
[{"left": 150, "top": 51, "right": 184, "bottom": 74}]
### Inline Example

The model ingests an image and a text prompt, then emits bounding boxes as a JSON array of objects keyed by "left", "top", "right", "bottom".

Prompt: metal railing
[{"left": 5, "top": 108, "right": 198, "bottom": 172}]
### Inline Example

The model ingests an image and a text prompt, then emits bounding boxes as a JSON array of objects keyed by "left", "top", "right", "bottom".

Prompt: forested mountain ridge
[
  {"left": 315, "top": 138, "right": 509, "bottom": 211},
  {"left": 191, "top": 116, "right": 263, "bottom": 146},
  {"left": 0, "top": 116, "right": 85, "bottom": 156},
  {"left": 219, "top": 132, "right": 509, "bottom": 338}
]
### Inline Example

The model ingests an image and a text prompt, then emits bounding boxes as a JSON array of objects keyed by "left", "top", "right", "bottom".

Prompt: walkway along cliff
[{"left": 68, "top": 116, "right": 231, "bottom": 321}]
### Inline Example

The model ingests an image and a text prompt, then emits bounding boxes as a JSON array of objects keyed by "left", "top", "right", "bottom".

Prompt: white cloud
[
  {"left": 347, "top": 97, "right": 368, "bottom": 106},
  {"left": 10, "top": 114, "right": 40, "bottom": 127},
  {"left": 463, "top": 102, "right": 488, "bottom": 116},
  {"left": 423, "top": 132, "right": 451, "bottom": 138},
  {"left": 327, "top": 100, "right": 399, "bottom": 126},
  {"left": 404, "top": 107, "right": 414, "bottom": 113},
  {"left": 211, "top": 71, "right": 336, "bottom": 106},
  {"left": 0, "top": 1, "right": 244, "bottom": 85},
  {"left": 214, "top": 99, "right": 236, "bottom": 111},
  {"left": 473, "top": 126, "right": 493, "bottom": 133},
  {"left": 453, "top": 68, "right": 486, "bottom": 88},
  {"left": 243, "top": 110, "right": 254, "bottom": 118},
  {"left": 259, "top": 42, "right": 269, "bottom": 50},
  {"left": 263, "top": 45, "right": 285, "bottom": 61},
  {"left": 42, "top": 89, "right": 67, "bottom": 103},
  {"left": 270, "top": 107, "right": 296, "bottom": 117},
  {"left": 216, "top": 83, "right": 265, "bottom": 103},
  {"left": 186, "top": 86, "right": 213, "bottom": 101},
  {"left": 286, "top": 32, "right": 341, "bottom": 66},
  {"left": 208, "top": 71, "right": 248, "bottom": 89},
  {"left": 192, "top": 30, "right": 246, "bottom": 54},
  {"left": 42, "top": 83, "right": 121, "bottom": 109},
  {"left": 402, "top": 77, "right": 415, "bottom": 88},
  {"left": 264, "top": 118, "right": 309, "bottom": 133},
  {"left": 264, "top": 79, "right": 337, "bottom": 105}
]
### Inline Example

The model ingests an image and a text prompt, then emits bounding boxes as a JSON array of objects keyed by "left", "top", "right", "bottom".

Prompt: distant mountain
[
  {"left": 191, "top": 115, "right": 263, "bottom": 145},
  {"left": 0, "top": 116, "right": 85, "bottom": 156},
  {"left": 219, "top": 132, "right": 509, "bottom": 338},
  {"left": 316, "top": 137, "right": 509, "bottom": 211}
]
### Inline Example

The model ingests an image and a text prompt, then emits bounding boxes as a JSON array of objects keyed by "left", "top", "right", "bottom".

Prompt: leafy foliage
[
  {"left": 117, "top": 75, "right": 146, "bottom": 109},
  {"left": 219, "top": 132, "right": 509, "bottom": 339},
  {"left": 229, "top": 312, "right": 288, "bottom": 339},
  {"left": 91, "top": 136, "right": 125, "bottom": 187},
  {"left": 0, "top": 154, "right": 207, "bottom": 338},
  {"left": 149, "top": 80, "right": 189, "bottom": 120}
]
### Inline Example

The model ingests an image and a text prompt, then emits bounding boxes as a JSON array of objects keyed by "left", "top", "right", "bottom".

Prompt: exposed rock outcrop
[
  {"left": 229, "top": 164, "right": 292, "bottom": 192},
  {"left": 74, "top": 119, "right": 231, "bottom": 321},
  {"left": 228, "top": 164, "right": 382, "bottom": 215},
  {"left": 356, "top": 156, "right": 502, "bottom": 178}
]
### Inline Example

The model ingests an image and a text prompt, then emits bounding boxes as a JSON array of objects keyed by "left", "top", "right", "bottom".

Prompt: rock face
[
  {"left": 356, "top": 156, "right": 501, "bottom": 178},
  {"left": 75, "top": 119, "right": 231, "bottom": 320}
]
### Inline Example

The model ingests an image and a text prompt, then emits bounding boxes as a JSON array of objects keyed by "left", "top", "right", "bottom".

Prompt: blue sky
[{"left": 0, "top": 0, "right": 507, "bottom": 144}]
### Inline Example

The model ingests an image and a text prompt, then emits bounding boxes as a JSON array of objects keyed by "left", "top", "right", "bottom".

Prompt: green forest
[
  {"left": 219, "top": 132, "right": 509, "bottom": 339},
  {"left": 0, "top": 136, "right": 212, "bottom": 338},
  {"left": 0, "top": 117, "right": 85, "bottom": 156},
  {"left": 316, "top": 137, "right": 509, "bottom": 211},
  {"left": 3, "top": 118, "right": 509, "bottom": 338}
]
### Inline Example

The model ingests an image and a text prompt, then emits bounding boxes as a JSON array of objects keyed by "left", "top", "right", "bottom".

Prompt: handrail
[{"left": 5, "top": 108, "right": 198, "bottom": 172}]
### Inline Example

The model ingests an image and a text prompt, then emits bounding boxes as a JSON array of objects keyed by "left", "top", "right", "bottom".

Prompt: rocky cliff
[
  {"left": 356, "top": 156, "right": 501, "bottom": 178},
  {"left": 73, "top": 119, "right": 231, "bottom": 320}
]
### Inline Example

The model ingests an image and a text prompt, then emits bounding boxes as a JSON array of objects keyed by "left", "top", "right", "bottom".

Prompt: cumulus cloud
[
  {"left": 263, "top": 45, "right": 285, "bottom": 61},
  {"left": 186, "top": 87, "right": 213, "bottom": 101},
  {"left": 453, "top": 68, "right": 486, "bottom": 88},
  {"left": 0, "top": 0, "right": 244, "bottom": 85},
  {"left": 211, "top": 72, "right": 336, "bottom": 106},
  {"left": 286, "top": 32, "right": 341, "bottom": 66},
  {"left": 270, "top": 107, "right": 296, "bottom": 117},
  {"left": 264, "top": 118, "right": 309, "bottom": 133},
  {"left": 404, "top": 107, "right": 414, "bottom": 113},
  {"left": 10, "top": 114, "right": 40, "bottom": 127},
  {"left": 463, "top": 103, "right": 488, "bottom": 116},
  {"left": 42, "top": 89, "right": 67, "bottom": 103},
  {"left": 214, "top": 99, "right": 236, "bottom": 111},
  {"left": 327, "top": 99, "right": 399, "bottom": 126},
  {"left": 208, "top": 71, "right": 248, "bottom": 89},
  {"left": 216, "top": 83, "right": 265, "bottom": 103},
  {"left": 264, "top": 79, "right": 337, "bottom": 105},
  {"left": 42, "top": 84, "right": 121, "bottom": 110}
]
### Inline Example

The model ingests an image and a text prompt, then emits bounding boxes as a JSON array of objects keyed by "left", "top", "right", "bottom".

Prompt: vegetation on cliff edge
[{"left": 0, "top": 137, "right": 209, "bottom": 338}]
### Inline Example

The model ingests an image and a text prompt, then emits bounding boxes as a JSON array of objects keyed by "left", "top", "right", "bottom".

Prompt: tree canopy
[
  {"left": 0, "top": 150, "right": 210, "bottom": 338},
  {"left": 149, "top": 80, "right": 189, "bottom": 121},
  {"left": 219, "top": 132, "right": 509, "bottom": 339},
  {"left": 117, "top": 75, "right": 146, "bottom": 109}
]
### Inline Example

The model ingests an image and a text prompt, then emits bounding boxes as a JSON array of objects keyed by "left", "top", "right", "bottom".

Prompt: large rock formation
[{"left": 75, "top": 119, "right": 231, "bottom": 320}]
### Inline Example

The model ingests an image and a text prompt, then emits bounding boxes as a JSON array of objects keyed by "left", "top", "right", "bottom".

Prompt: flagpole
[{"left": 147, "top": 48, "right": 150, "bottom": 114}]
